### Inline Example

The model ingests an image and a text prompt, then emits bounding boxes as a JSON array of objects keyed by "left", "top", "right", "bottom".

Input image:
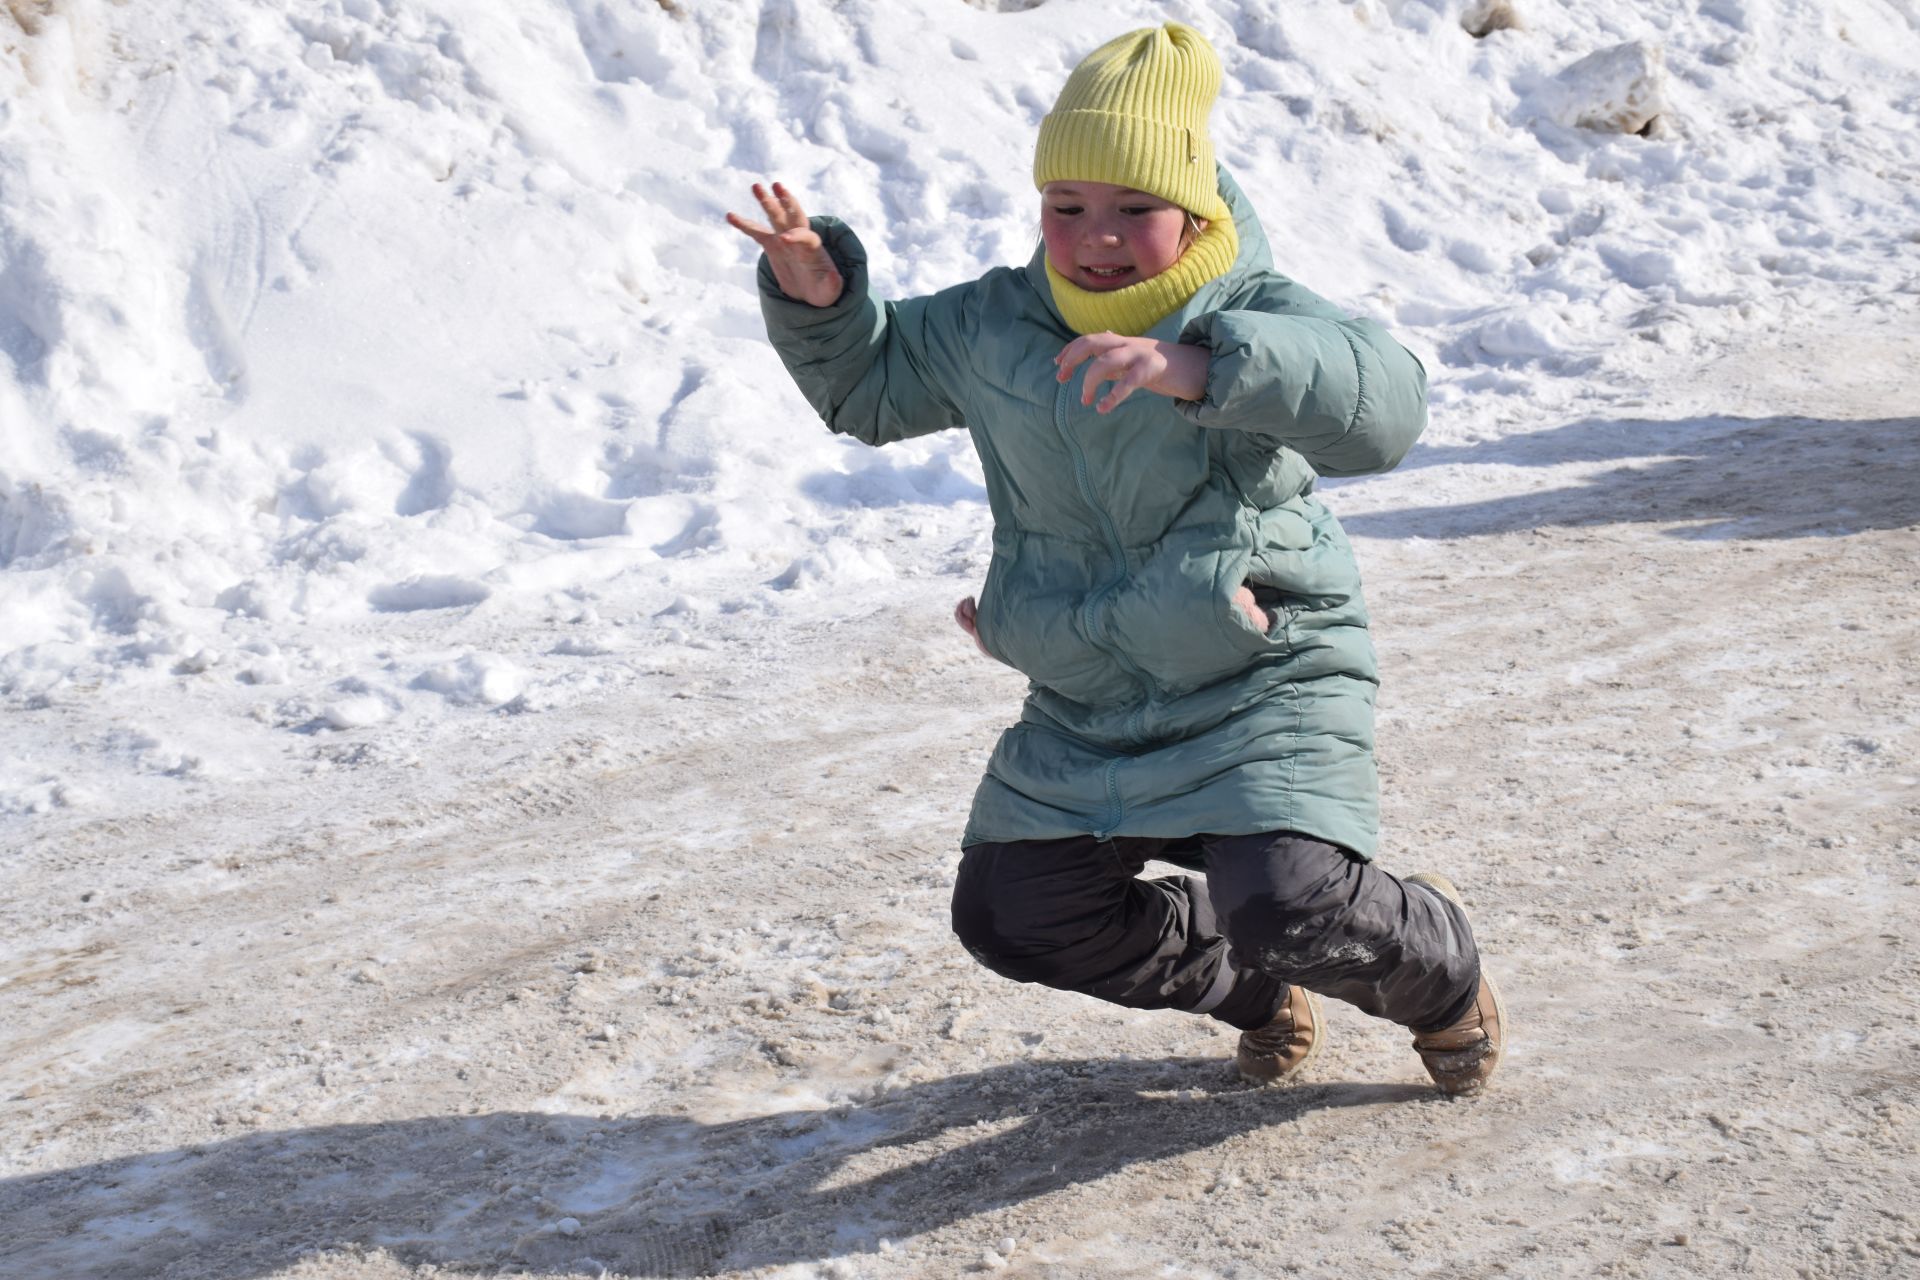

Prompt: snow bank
[{"left": 2, "top": 0, "right": 1916, "bottom": 818}]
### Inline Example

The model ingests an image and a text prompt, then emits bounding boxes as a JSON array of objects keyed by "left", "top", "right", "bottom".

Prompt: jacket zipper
[{"left": 1053, "top": 379, "right": 1156, "bottom": 838}]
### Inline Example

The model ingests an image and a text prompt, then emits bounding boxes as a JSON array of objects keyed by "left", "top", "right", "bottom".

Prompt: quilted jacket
[{"left": 757, "top": 168, "right": 1426, "bottom": 857}]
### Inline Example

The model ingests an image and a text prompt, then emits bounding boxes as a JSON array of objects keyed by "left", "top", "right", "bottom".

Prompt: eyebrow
[{"left": 1045, "top": 186, "right": 1157, "bottom": 198}]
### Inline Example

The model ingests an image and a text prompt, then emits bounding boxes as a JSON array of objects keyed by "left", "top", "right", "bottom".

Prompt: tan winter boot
[
  {"left": 1405, "top": 872, "right": 1506, "bottom": 1096},
  {"left": 1235, "top": 985, "right": 1324, "bottom": 1085}
]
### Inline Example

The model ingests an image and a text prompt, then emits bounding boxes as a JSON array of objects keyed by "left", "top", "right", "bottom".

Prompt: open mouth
[{"left": 1080, "top": 264, "right": 1134, "bottom": 286}]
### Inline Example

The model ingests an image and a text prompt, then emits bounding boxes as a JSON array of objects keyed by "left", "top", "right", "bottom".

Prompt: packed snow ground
[{"left": 3, "top": 1, "right": 1919, "bottom": 1277}]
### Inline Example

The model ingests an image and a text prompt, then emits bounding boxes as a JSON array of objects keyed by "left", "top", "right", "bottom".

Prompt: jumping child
[{"left": 727, "top": 22, "right": 1505, "bottom": 1094}]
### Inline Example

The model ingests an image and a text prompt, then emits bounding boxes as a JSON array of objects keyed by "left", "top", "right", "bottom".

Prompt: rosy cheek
[{"left": 1039, "top": 223, "right": 1073, "bottom": 271}]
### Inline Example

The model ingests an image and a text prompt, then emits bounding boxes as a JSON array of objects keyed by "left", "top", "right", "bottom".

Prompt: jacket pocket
[
  {"left": 1212, "top": 548, "right": 1293, "bottom": 654},
  {"left": 976, "top": 536, "right": 1136, "bottom": 707},
  {"left": 1103, "top": 533, "right": 1285, "bottom": 698}
]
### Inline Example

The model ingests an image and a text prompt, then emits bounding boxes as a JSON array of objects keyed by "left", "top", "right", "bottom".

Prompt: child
[{"left": 728, "top": 23, "right": 1505, "bottom": 1094}]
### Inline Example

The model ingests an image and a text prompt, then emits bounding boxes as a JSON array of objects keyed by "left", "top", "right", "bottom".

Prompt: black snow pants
[{"left": 950, "top": 831, "right": 1480, "bottom": 1033}]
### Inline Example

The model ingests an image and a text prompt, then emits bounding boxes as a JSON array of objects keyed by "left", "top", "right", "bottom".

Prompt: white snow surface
[
  {"left": 3, "top": 2, "right": 1920, "bottom": 1277},
  {"left": 2, "top": 0, "right": 1916, "bottom": 814}
]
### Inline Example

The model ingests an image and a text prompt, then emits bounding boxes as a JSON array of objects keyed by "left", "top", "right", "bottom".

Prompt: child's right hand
[
  {"left": 726, "top": 182, "right": 845, "bottom": 308},
  {"left": 955, "top": 595, "right": 995, "bottom": 659}
]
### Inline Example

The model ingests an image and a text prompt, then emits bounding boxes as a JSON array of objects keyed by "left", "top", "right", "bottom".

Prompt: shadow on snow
[
  {"left": 1330, "top": 414, "right": 1920, "bottom": 541},
  {"left": 0, "top": 1057, "right": 1431, "bottom": 1278}
]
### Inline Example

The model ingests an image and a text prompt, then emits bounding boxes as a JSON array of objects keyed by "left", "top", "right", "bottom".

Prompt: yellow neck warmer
[{"left": 1042, "top": 215, "right": 1239, "bottom": 337}]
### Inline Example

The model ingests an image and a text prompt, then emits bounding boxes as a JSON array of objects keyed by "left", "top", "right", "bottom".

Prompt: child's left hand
[
  {"left": 1232, "top": 584, "right": 1274, "bottom": 633},
  {"left": 1055, "top": 333, "right": 1209, "bottom": 414}
]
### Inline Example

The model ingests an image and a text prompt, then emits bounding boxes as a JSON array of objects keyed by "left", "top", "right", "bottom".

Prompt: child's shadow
[{"left": 1, "top": 1058, "right": 1428, "bottom": 1278}]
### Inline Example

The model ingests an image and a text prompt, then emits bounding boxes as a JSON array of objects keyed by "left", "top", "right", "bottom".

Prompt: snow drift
[{"left": 1, "top": 0, "right": 1916, "bottom": 818}]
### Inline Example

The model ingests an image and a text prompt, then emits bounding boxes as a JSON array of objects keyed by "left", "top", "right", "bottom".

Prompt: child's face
[{"left": 1041, "top": 181, "right": 1194, "bottom": 292}]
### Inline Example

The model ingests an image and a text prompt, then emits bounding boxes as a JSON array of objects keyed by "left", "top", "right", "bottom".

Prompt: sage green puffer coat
[{"left": 758, "top": 169, "right": 1426, "bottom": 858}]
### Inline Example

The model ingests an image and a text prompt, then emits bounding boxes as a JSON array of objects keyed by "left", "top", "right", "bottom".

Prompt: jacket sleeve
[
  {"left": 759, "top": 216, "right": 972, "bottom": 447},
  {"left": 1173, "top": 276, "right": 1428, "bottom": 476}
]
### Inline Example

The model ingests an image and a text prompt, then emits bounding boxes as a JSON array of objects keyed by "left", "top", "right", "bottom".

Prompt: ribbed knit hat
[{"left": 1032, "top": 21, "right": 1231, "bottom": 223}]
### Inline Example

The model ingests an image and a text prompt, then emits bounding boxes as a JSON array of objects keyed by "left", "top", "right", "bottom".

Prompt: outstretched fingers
[
  {"left": 726, "top": 181, "right": 810, "bottom": 245},
  {"left": 752, "top": 181, "right": 788, "bottom": 228},
  {"left": 770, "top": 181, "right": 809, "bottom": 227},
  {"left": 751, "top": 181, "right": 809, "bottom": 232},
  {"left": 725, "top": 180, "right": 840, "bottom": 307},
  {"left": 724, "top": 209, "right": 773, "bottom": 245}
]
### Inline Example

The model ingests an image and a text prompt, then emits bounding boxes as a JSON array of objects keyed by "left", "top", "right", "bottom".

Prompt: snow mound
[
  {"left": 1539, "top": 41, "right": 1667, "bottom": 136},
  {"left": 412, "top": 652, "right": 526, "bottom": 707},
  {"left": 2, "top": 0, "right": 1917, "bottom": 820}
]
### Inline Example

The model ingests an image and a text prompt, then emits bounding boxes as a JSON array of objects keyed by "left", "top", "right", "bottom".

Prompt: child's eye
[
  {"left": 1121, "top": 206, "right": 1158, "bottom": 216},
  {"left": 1049, "top": 205, "right": 1082, "bottom": 216}
]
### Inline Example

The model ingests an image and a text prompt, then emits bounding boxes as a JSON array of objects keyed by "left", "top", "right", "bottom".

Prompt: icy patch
[{"left": 1552, "top": 1137, "right": 1674, "bottom": 1185}]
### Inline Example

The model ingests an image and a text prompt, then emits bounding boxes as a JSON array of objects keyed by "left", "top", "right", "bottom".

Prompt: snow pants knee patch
[
  {"left": 951, "top": 834, "right": 1257, "bottom": 1017},
  {"left": 1203, "top": 832, "right": 1481, "bottom": 1030}
]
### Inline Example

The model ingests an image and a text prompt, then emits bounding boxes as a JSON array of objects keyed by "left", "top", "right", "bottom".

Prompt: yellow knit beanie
[{"left": 1032, "top": 21, "right": 1232, "bottom": 224}]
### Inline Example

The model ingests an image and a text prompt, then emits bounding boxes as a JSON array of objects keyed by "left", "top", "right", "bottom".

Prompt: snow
[
  {"left": 3, "top": 0, "right": 1916, "bottom": 801},
  {"left": 2, "top": 1, "right": 1917, "bottom": 1277},
  {"left": 1535, "top": 40, "right": 1667, "bottom": 136}
]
